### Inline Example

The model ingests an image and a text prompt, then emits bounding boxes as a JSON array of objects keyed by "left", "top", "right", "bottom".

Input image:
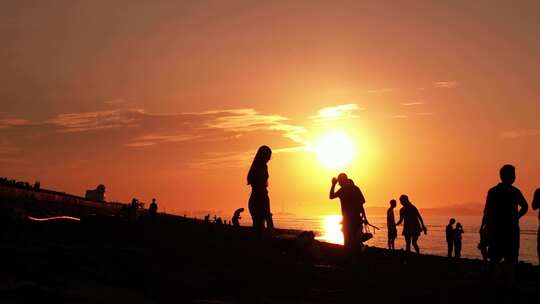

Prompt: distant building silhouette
[{"left": 85, "top": 184, "right": 106, "bottom": 202}]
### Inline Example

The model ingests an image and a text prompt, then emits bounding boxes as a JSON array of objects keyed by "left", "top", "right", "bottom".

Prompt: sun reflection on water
[{"left": 317, "top": 214, "right": 344, "bottom": 245}]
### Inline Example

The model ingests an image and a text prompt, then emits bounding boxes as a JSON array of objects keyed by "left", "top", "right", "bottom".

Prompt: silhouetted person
[
  {"left": 129, "top": 198, "right": 139, "bottom": 220},
  {"left": 387, "top": 199, "right": 398, "bottom": 250},
  {"left": 247, "top": 145, "right": 274, "bottom": 232},
  {"left": 454, "top": 222, "right": 464, "bottom": 258},
  {"left": 396, "top": 195, "right": 427, "bottom": 254},
  {"left": 532, "top": 188, "right": 540, "bottom": 264},
  {"left": 481, "top": 164, "right": 528, "bottom": 265},
  {"left": 149, "top": 198, "right": 158, "bottom": 217},
  {"left": 446, "top": 218, "right": 456, "bottom": 257},
  {"left": 329, "top": 173, "right": 367, "bottom": 255},
  {"left": 215, "top": 217, "right": 223, "bottom": 225},
  {"left": 232, "top": 208, "right": 244, "bottom": 227},
  {"left": 204, "top": 214, "right": 210, "bottom": 224}
]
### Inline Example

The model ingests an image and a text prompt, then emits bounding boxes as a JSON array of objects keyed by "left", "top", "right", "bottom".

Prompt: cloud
[
  {"left": 44, "top": 107, "right": 307, "bottom": 151},
  {"left": 48, "top": 109, "right": 145, "bottom": 132},
  {"left": 0, "top": 118, "right": 30, "bottom": 129},
  {"left": 104, "top": 98, "right": 128, "bottom": 105},
  {"left": 501, "top": 129, "right": 540, "bottom": 139},
  {"left": 200, "top": 108, "right": 307, "bottom": 145},
  {"left": 0, "top": 106, "right": 317, "bottom": 168},
  {"left": 400, "top": 102, "right": 424, "bottom": 106},
  {"left": 367, "top": 88, "right": 394, "bottom": 95},
  {"left": 187, "top": 151, "right": 253, "bottom": 169},
  {"left": 434, "top": 81, "right": 459, "bottom": 88},
  {"left": 310, "top": 104, "right": 362, "bottom": 122},
  {"left": 204, "top": 109, "right": 288, "bottom": 132},
  {"left": 187, "top": 145, "right": 307, "bottom": 169},
  {"left": 127, "top": 133, "right": 201, "bottom": 147},
  {"left": 0, "top": 140, "right": 19, "bottom": 154},
  {"left": 392, "top": 115, "right": 408, "bottom": 119},
  {"left": 0, "top": 140, "right": 22, "bottom": 164}
]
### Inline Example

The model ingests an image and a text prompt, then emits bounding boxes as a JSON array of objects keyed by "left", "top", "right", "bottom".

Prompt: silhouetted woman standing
[
  {"left": 247, "top": 145, "right": 274, "bottom": 232},
  {"left": 454, "top": 222, "right": 464, "bottom": 258},
  {"left": 396, "top": 195, "right": 427, "bottom": 254}
]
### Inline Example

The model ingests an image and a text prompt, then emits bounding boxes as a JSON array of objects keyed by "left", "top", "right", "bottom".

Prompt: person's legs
[
  {"left": 455, "top": 241, "right": 461, "bottom": 258},
  {"left": 389, "top": 236, "right": 395, "bottom": 250},
  {"left": 342, "top": 219, "right": 352, "bottom": 252},
  {"left": 252, "top": 216, "right": 264, "bottom": 230},
  {"left": 405, "top": 235, "right": 412, "bottom": 252},
  {"left": 447, "top": 241, "right": 453, "bottom": 257},
  {"left": 412, "top": 236, "right": 420, "bottom": 254},
  {"left": 261, "top": 194, "right": 273, "bottom": 229}
]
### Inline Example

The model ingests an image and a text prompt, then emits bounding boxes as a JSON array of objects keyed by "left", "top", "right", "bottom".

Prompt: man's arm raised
[{"left": 329, "top": 177, "right": 339, "bottom": 199}]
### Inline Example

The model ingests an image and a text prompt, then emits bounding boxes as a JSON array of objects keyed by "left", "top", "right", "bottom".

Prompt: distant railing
[{"left": 0, "top": 185, "right": 127, "bottom": 213}]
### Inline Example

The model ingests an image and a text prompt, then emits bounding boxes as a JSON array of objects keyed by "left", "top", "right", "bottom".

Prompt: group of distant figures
[
  {"left": 123, "top": 198, "right": 159, "bottom": 219},
  {"left": 203, "top": 214, "right": 238, "bottom": 226},
  {"left": 385, "top": 196, "right": 427, "bottom": 254},
  {"left": 245, "top": 145, "right": 540, "bottom": 268},
  {"left": 445, "top": 218, "right": 465, "bottom": 258},
  {"left": 0, "top": 177, "right": 40, "bottom": 191}
]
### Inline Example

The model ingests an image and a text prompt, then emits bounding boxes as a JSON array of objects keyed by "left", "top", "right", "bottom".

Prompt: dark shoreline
[{"left": 1, "top": 205, "right": 539, "bottom": 303}]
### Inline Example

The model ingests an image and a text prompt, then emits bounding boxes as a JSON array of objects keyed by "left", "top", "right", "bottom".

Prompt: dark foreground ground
[{"left": 0, "top": 212, "right": 538, "bottom": 304}]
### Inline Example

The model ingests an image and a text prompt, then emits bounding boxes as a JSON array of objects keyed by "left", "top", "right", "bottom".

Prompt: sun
[{"left": 314, "top": 132, "right": 355, "bottom": 169}]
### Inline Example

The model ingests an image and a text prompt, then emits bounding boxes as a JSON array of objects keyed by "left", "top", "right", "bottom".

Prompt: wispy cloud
[
  {"left": 501, "top": 129, "right": 540, "bottom": 139},
  {"left": 188, "top": 145, "right": 307, "bottom": 169},
  {"left": 392, "top": 114, "right": 408, "bottom": 119},
  {"left": 367, "top": 88, "right": 394, "bottom": 95},
  {"left": 310, "top": 104, "right": 362, "bottom": 122},
  {"left": 0, "top": 118, "right": 30, "bottom": 129},
  {"left": 0, "top": 140, "right": 19, "bottom": 154},
  {"left": 104, "top": 98, "right": 128, "bottom": 105},
  {"left": 187, "top": 151, "right": 253, "bottom": 169},
  {"left": 48, "top": 109, "right": 145, "bottom": 132},
  {"left": 434, "top": 81, "right": 459, "bottom": 89},
  {"left": 0, "top": 105, "right": 346, "bottom": 168},
  {"left": 205, "top": 109, "right": 288, "bottom": 132},
  {"left": 201, "top": 108, "right": 307, "bottom": 145},
  {"left": 400, "top": 102, "right": 424, "bottom": 106},
  {"left": 127, "top": 133, "right": 201, "bottom": 147}
]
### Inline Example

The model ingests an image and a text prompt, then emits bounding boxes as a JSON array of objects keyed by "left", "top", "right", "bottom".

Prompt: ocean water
[{"left": 270, "top": 214, "right": 539, "bottom": 265}]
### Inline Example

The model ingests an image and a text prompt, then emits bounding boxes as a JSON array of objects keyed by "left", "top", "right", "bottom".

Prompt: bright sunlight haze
[{"left": 315, "top": 132, "right": 356, "bottom": 169}]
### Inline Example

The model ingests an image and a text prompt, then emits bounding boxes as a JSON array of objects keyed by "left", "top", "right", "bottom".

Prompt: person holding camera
[{"left": 329, "top": 173, "right": 368, "bottom": 256}]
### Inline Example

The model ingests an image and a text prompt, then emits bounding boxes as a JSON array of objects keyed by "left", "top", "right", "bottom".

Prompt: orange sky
[{"left": 1, "top": 1, "right": 539, "bottom": 217}]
